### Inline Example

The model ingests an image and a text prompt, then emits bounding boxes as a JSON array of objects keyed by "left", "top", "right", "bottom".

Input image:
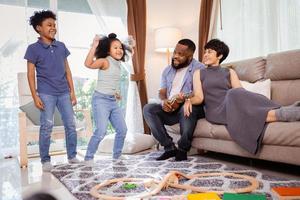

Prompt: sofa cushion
[
  {"left": 223, "top": 57, "right": 266, "bottom": 83},
  {"left": 167, "top": 110, "right": 300, "bottom": 146},
  {"left": 263, "top": 121, "right": 300, "bottom": 146},
  {"left": 264, "top": 49, "right": 300, "bottom": 81},
  {"left": 19, "top": 101, "right": 63, "bottom": 126},
  {"left": 271, "top": 80, "right": 300, "bottom": 106},
  {"left": 209, "top": 123, "right": 232, "bottom": 140},
  {"left": 188, "top": 119, "right": 213, "bottom": 138},
  {"left": 193, "top": 119, "right": 300, "bottom": 147},
  {"left": 240, "top": 79, "right": 271, "bottom": 99},
  {"left": 168, "top": 118, "right": 213, "bottom": 138}
]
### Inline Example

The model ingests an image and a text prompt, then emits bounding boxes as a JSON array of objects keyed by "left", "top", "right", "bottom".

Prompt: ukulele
[{"left": 167, "top": 92, "right": 192, "bottom": 112}]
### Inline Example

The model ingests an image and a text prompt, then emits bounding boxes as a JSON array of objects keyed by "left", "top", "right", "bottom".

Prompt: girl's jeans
[{"left": 85, "top": 91, "right": 127, "bottom": 160}]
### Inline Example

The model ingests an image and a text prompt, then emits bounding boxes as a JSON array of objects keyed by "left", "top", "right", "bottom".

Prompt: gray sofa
[{"left": 166, "top": 49, "right": 300, "bottom": 166}]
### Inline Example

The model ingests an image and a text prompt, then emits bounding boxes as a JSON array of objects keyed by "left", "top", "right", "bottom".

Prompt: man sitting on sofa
[{"left": 143, "top": 39, "right": 205, "bottom": 161}]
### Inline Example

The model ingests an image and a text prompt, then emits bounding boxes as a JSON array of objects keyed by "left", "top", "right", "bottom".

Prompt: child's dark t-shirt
[{"left": 24, "top": 39, "right": 70, "bottom": 95}]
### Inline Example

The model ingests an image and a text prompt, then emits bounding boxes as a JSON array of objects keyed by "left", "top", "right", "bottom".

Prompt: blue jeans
[
  {"left": 39, "top": 93, "right": 77, "bottom": 163},
  {"left": 143, "top": 103, "right": 205, "bottom": 152},
  {"left": 85, "top": 91, "right": 127, "bottom": 160}
]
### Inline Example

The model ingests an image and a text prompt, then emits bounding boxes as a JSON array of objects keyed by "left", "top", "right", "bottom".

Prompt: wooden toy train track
[{"left": 90, "top": 170, "right": 259, "bottom": 200}]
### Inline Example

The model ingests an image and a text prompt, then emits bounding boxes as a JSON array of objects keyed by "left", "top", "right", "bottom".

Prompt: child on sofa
[
  {"left": 24, "top": 10, "right": 79, "bottom": 172},
  {"left": 184, "top": 38, "right": 300, "bottom": 154}
]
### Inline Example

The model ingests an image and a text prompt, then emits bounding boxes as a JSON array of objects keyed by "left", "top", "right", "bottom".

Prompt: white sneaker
[
  {"left": 68, "top": 157, "right": 80, "bottom": 164},
  {"left": 42, "top": 162, "right": 53, "bottom": 172},
  {"left": 83, "top": 159, "right": 94, "bottom": 166},
  {"left": 113, "top": 155, "right": 127, "bottom": 160}
]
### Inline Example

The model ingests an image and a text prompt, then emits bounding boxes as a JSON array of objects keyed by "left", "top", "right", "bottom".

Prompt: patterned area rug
[{"left": 51, "top": 151, "right": 300, "bottom": 200}]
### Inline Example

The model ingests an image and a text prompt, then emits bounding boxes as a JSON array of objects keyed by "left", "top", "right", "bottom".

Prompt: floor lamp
[{"left": 154, "top": 27, "right": 182, "bottom": 65}]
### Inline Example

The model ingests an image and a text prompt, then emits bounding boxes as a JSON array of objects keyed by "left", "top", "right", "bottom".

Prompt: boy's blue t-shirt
[{"left": 24, "top": 39, "right": 70, "bottom": 95}]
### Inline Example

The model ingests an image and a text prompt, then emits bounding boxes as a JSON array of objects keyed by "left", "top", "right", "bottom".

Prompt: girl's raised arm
[{"left": 84, "top": 35, "right": 107, "bottom": 69}]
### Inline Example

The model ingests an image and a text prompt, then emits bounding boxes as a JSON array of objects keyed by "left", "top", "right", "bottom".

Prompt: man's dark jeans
[{"left": 143, "top": 103, "right": 205, "bottom": 152}]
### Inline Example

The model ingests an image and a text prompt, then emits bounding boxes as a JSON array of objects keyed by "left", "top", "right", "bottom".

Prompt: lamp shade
[{"left": 154, "top": 27, "right": 182, "bottom": 52}]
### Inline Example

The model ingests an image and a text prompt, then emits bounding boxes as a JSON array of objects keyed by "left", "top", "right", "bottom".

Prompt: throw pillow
[
  {"left": 19, "top": 101, "right": 64, "bottom": 126},
  {"left": 240, "top": 79, "right": 271, "bottom": 99},
  {"left": 97, "top": 133, "right": 157, "bottom": 154}
]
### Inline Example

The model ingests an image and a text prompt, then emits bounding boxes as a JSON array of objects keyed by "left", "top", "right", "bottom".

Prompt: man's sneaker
[
  {"left": 156, "top": 149, "right": 177, "bottom": 161},
  {"left": 42, "top": 162, "right": 53, "bottom": 172},
  {"left": 68, "top": 157, "right": 80, "bottom": 164},
  {"left": 175, "top": 149, "right": 187, "bottom": 161}
]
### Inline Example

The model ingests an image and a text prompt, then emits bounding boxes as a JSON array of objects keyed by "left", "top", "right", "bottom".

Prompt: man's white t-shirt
[{"left": 169, "top": 67, "right": 188, "bottom": 99}]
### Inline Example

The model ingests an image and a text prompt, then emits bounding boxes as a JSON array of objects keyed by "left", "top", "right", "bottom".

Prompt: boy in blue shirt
[{"left": 24, "top": 10, "right": 79, "bottom": 172}]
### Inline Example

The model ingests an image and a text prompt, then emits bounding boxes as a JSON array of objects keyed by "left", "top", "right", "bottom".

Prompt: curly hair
[
  {"left": 95, "top": 33, "right": 127, "bottom": 62},
  {"left": 29, "top": 10, "right": 56, "bottom": 33},
  {"left": 204, "top": 39, "right": 229, "bottom": 64}
]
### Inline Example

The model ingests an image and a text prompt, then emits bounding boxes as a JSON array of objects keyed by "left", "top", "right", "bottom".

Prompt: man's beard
[{"left": 171, "top": 58, "right": 191, "bottom": 69}]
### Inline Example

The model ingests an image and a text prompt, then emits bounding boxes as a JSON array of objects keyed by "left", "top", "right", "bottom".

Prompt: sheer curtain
[
  {"left": 0, "top": 2, "right": 41, "bottom": 159},
  {"left": 87, "top": 0, "right": 144, "bottom": 137},
  {"left": 213, "top": 0, "right": 300, "bottom": 62},
  {"left": 87, "top": 0, "right": 127, "bottom": 38},
  {"left": 122, "top": 61, "right": 144, "bottom": 136}
]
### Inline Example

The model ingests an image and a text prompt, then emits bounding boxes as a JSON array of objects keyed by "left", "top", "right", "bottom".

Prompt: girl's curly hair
[{"left": 95, "top": 33, "right": 127, "bottom": 62}]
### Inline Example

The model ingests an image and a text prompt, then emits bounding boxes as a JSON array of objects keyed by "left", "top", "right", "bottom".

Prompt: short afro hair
[
  {"left": 204, "top": 39, "right": 229, "bottom": 64},
  {"left": 29, "top": 10, "right": 56, "bottom": 33},
  {"left": 178, "top": 39, "right": 196, "bottom": 53}
]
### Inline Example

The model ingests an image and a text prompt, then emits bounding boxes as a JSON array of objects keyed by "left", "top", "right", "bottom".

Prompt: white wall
[{"left": 145, "top": 0, "right": 200, "bottom": 100}]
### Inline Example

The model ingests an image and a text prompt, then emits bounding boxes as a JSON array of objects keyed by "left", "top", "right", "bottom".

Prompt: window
[
  {"left": 0, "top": 2, "right": 29, "bottom": 158},
  {"left": 215, "top": 0, "right": 300, "bottom": 62}
]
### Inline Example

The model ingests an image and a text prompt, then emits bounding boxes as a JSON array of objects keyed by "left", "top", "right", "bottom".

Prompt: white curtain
[
  {"left": 0, "top": 3, "right": 32, "bottom": 159},
  {"left": 122, "top": 61, "right": 145, "bottom": 136},
  {"left": 87, "top": 0, "right": 144, "bottom": 136},
  {"left": 213, "top": 0, "right": 300, "bottom": 62},
  {"left": 87, "top": 0, "right": 128, "bottom": 39}
]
